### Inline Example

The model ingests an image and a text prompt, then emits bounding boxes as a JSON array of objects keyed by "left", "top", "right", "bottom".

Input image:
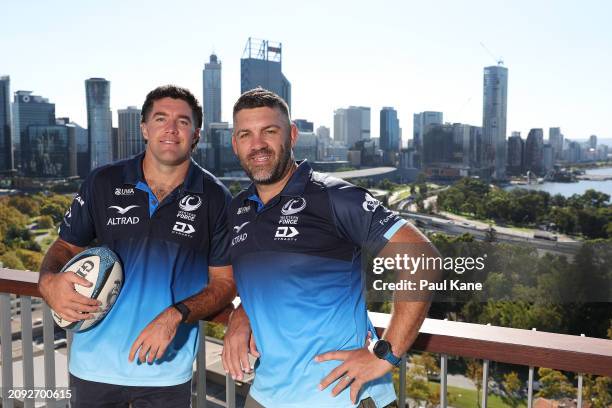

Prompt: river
[{"left": 505, "top": 167, "right": 612, "bottom": 197}]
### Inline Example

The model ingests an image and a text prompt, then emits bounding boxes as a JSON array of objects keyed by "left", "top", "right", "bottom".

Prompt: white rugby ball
[{"left": 52, "top": 247, "right": 123, "bottom": 332}]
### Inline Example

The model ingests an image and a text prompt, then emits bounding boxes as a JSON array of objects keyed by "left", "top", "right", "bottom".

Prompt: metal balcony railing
[{"left": 1, "top": 268, "right": 611, "bottom": 408}]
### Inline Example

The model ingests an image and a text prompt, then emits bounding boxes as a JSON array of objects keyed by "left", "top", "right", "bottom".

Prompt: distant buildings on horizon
[{"left": 0, "top": 42, "right": 608, "bottom": 182}]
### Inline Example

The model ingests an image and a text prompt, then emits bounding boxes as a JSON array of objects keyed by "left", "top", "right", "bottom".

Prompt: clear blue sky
[{"left": 2, "top": 0, "right": 610, "bottom": 142}]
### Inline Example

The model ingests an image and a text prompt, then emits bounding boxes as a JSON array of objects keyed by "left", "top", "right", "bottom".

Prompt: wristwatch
[
  {"left": 368, "top": 339, "right": 401, "bottom": 367},
  {"left": 172, "top": 302, "right": 191, "bottom": 323}
]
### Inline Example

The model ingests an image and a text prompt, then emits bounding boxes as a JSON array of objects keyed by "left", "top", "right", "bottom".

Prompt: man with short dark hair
[
  {"left": 222, "top": 88, "right": 437, "bottom": 407},
  {"left": 39, "top": 85, "right": 235, "bottom": 407}
]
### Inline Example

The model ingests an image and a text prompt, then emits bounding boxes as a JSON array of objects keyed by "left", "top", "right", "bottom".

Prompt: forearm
[
  {"left": 382, "top": 300, "right": 430, "bottom": 356},
  {"left": 38, "top": 239, "right": 83, "bottom": 288},
  {"left": 180, "top": 266, "right": 236, "bottom": 323}
]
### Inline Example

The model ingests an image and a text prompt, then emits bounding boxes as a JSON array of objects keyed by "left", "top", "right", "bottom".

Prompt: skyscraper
[
  {"left": 507, "top": 133, "right": 524, "bottom": 175},
  {"left": 294, "top": 119, "right": 314, "bottom": 132},
  {"left": 413, "top": 111, "right": 442, "bottom": 169},
  {"left": 482, "top": 64, "right": 508, "bottom": 180},
  {"left": 13, "top": 90, "right": 55, "bottom": 172},
  {"left": 0, "top": 76, "right": 12, "bottom": 173},
  {"left": 549, "top": 127, "right": 563, "bottom": 161},
  {"left": 333, "top": 106, "right": 370, "bottom": 148},
  {"left": 86, "top": 78, "right": 112, "bottom": 170},
  {"left": 117, "top": 106, "right": 143, "bottom": 160},
  {"left": 380, "top": 107, "right": 400, "bottom": 152},
  {"left": 524, "top": 128, "right": 544, "bottom": 176},
  {"left": 22, "top": 124, "right": 75, "bottom": 177},
  {"left": 203, "top": 54, "right": 222, "bottom": 133},
  {"left": 241, "top": 38, "right": 291, "bottom": 109}
]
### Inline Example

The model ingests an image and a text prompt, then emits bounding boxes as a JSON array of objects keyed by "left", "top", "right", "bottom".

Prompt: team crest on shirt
[
  {"left": 362, "top": 193, "right": 381, "bottom": 212},
  {"left": 281, "top": 197, "right": 306, "bottom": 215}
]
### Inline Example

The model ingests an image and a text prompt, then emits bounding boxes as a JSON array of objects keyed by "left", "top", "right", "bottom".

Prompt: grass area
[{"left": 429, "top": 383, "right": 526, "bottom": 408}]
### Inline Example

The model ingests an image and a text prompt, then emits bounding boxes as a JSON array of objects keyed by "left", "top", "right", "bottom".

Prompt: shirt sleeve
[
  {"left": 207, "top": 183, "right": 232, "bottom": 266},
  {"left": 58, "top": 175, "right": 97, "bottom": 247},
  {"left": 328, "top": 183, "right": 407, "bottom": 256}
]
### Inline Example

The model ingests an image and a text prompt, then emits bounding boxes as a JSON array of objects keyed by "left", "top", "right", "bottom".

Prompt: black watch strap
[{"left": 173, "top": 302, "right": 190, "bottom": 323}]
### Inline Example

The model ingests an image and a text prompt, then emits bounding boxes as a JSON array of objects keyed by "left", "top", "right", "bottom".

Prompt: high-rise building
[
  {"left": 380, "top": 107, "right": 400, "bottom": 152},
  {"left": 413, "top": 111, "right": 442, "bottom": 168},
  {"left": 203, "top": 54, "right": 222, "bottom": 133},
  {"left": 294, "top": 131, "right": 318, "bottom": 162},
  {"left": 208, "top": 122, "right": 240, "bottom": 175},
  {"left": 294, "top": 119, "right": 314, "bottom": 132},
  {"left": 549, "top": 127, "right": 563, "bottom": 161},
  {"left": 482, "top": 64, "right": 508, "bottom": 180},
  {"left": 21, "top": 124, "right": 75, "bottom": 177},
  {"left": 86, "top": 78, "right": 113, "bottom": 170},
  {"left": 12, "top": 90, "right": 56, "bottom": 173},
  {"left": 589, "top": 135, "right": 597, "bottom": 149},
  {"left": 507, "top": 133, "right": 524, "bottom": 175},
  {"left": 241, "top": 38, "right": 291, "bottom": 109},
  {"left": 333, "top": 106, "right": 370, "bottom": 148},
  {"left": 316, "top": 126, "right": 330, "bottom": 142},
  {"left": 524, "top": 128, "right": 544, "bottom": 175},
  {"left": 542, "top": 144, "right": 553, "bottom": 174},
  {"left": 117, "top": 106, "right": 143, "bottom": 160},
  {"left": 0, "top": 76, "right": 13, "bottom": 173}
]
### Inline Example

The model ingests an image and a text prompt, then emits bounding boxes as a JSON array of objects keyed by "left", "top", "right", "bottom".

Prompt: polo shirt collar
[
  {"left": 122, "top": 152, "right": 204, "bottom": 194},
  {"left": 243, "top": 160, "right": 312, "bottom": 204}
]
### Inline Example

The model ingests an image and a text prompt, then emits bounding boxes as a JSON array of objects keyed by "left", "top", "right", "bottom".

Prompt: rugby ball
[{"left": 52, "top": 247, "right": 123, "bottom": 332}]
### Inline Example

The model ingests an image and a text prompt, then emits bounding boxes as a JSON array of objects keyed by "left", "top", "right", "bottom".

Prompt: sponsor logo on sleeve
[
  {"left": 281, "top": 197, "right": 307, "bottom": 215},
  {"left": 74, "top": 194, "right": 85, "bottom": 206},
  {"left": 179, "top": 195, "right": 202, "bottom": 212},
  {"left": 362, "top": 193, "right": 381, "bottom": 212}
]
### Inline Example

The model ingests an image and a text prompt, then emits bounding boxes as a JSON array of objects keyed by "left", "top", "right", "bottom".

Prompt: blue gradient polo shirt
[
  {"left": 229, "top": 161, "right": 407, "bottom": 408},
  {"left": 58, "top": 152, "right": 231, "bottom": 386}
]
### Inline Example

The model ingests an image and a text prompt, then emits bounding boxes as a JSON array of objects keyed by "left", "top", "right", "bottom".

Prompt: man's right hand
[
  {"left": 221, "top": 306, "right": 259, "bottom": 381},
  {"left": 39, "top": 272, "right": 101, "bottom": 322}
]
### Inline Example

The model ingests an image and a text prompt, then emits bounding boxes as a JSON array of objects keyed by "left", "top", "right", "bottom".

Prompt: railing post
[
  {"left": 577, "top": 333, "right": 585, "bottom": 408},
  {"left": 440, "top": 353, "right": 448, "bottom": 408},
  {"left": 225, "top": 373, "right": 236, "bottom": 408},
  {"left": 20, "top": 296, "right": 35, "bottom": 408},
  {"left": 481, "top": 324, "right": 490, "bottom": 408},
  {"left": 527, "top": 328, "right": 536, "bottom": 408},
  {"left": 196, "top": 322, "right": 207, "bottom": 408},
  {"left": 1, "top": 293, "right": 15, "bottom": 408},
  {"left": 398, "top": 353, "right": 406, "bottom": 408},
  {"left": 43, "top": 303, "right": 56, "bottom": 407}
]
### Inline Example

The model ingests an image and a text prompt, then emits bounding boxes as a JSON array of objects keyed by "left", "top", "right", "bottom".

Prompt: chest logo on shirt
[
  {"left": 274, "top": 226, "right": 299, "bottom": 240},
  {"left": 237, "top": 205, "right": 251, "bottom": 215},
  {"left": 115, "top": 188, "right": 134, "bottom": 196},
  {"left": 172, "top": 221, "right": 195, "bottom": 236},
  {"left": 107, "top": 205, "right": 140, "bottom": 226},
  {"left": 179, "top": 195, "right": 202, "bottom": 212},
  {"left": 281, "top": 197, "right": 307, "bottom": 215},
  {"left": 362, "top": 194, "right": 381, "bottom": 212},
  {"left": 233, "top": 221, "right": 250, "bottom": 233}
]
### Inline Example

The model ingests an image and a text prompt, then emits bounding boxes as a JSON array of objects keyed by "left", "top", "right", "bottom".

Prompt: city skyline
[{"left": 1, "top": 1, "right": 611, "bottom": 142}]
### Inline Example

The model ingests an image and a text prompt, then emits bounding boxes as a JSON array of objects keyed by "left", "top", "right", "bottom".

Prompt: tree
[
  {"left": 501, "top": 371, "right": 522, "bottom": 408},
  {"left": 404, "top": 353, "right": 444, "bottom": 408},
  {"left": 536, "top": 368, "right": 575, "bottom": 399},
  {"left": 0, "top": 251, "right": 25, "bottom": 269},
  {"left": 583, "top": 375, "right": 612, "bottom": 408},
  {"left": 466, "top": 359, "right": 483, "bottom": 408},
  {"left": 37, "top": 215, "right": 54, "bottom": 229},
  {"left": 16, "top": 249, "right": 44, "bottom": 271},
  {"left": 41, "top": 202, "right": 66, "bottom": 224}
]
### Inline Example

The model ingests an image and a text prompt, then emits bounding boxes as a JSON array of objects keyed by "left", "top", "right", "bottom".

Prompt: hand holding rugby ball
[{"left": 52, "top": 247, "right": 123, "bottom": 332}]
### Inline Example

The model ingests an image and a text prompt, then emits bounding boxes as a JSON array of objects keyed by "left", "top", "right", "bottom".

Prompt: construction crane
[{"left": 480, "top": 42, "right": 504, "bottom": 66}]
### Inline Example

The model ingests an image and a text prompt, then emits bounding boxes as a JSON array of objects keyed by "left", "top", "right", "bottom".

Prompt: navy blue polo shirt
[
  {"left": 229, "top": 161, "right": 406, "bottom": 407},
  {"left": 59, "top": 152, "right": 231, "bottom": 386}
]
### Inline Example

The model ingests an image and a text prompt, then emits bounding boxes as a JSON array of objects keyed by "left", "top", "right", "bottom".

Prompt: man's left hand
[
  {"left": 129, "top": 307, "right": 182, "bottom": 364},
  {"left": 315, "top": 348, "right": 394, "bottom": 404}
]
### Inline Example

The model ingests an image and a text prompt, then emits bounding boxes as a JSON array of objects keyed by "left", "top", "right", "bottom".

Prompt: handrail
[{"left": 2, "top": 268, "right": 612, "bottom": 377}]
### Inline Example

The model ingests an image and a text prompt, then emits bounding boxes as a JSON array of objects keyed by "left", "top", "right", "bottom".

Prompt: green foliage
[
  {"left": 15, "top": 249, "right": 44, "bottom": 271},
  {"left": 376, "top": 178, "right": 400, "bottom": 191},
  {"left": 536, "top": 368, "right": 575, "bottom": 399},
  {"left": 438, "top": 179, "right": 612, "bottom": 239},
  {"left": 41, "top": 202, "right": 67, "bottom": 224},
  {"left": 501, "top": 371, "right": 522, "bottom": 408},
  {"left": 401, "top": 353, "right": 444, "bottom": 408},
  {"left": 37, "top": 215, "right": 55, "bottom": 229},
  {"left": 228, "top": 182, "right": 243, "bottom": 197},
  {"left": 0, "top": 251, "right": 25, "bottom": 269},
  {"left": 204, "top": 322, "right": 226, "bottom": 340},
  {"left": 8, "top": 195, "right": 40, "bottom": 216}
]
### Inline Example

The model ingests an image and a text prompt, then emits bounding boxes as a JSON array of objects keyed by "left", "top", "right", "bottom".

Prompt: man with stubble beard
[{"left": 221, "top": 88, "right": 437, "bottom": 408}]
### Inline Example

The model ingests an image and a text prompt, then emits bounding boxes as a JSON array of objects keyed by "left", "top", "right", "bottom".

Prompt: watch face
[{"left": 374, "top": 340, "right": 391, "bottom": 358}]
